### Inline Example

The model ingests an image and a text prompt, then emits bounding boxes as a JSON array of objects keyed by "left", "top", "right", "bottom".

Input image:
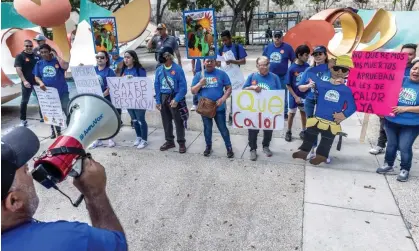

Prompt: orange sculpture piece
[{"left": 283, "top": 20, "right": 335, "bottom": 53}]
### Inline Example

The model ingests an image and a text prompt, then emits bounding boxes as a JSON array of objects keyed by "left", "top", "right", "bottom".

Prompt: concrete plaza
[{"left": 1, "top": 46, "right": 418, "bottom": 250}]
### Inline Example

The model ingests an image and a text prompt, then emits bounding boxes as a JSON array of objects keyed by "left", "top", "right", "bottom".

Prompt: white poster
[
  {"left": 70, "top": 65, "right": 103, "bottom": 97},
  {"left": 232, "top": 90, "right": 285, "bottom": 130},
  {"left": 224, "top": 65, "right": 245, "bottom": 90},
  {"left": 34, "top": 86, "right": 67, "bottom": 128},
  {"left": 107, "top": 76, "right": 155, "bottom": 110}
]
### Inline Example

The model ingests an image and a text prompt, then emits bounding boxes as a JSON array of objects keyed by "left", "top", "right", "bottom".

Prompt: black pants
[
  {"left": 248, "top": 129, "right": 273, "bottom": 150},
  {"left": 20, "top": 85, "right": 42, "bottom": 120},
  {"left": 377, "top": 117, "right": 387, "bottom": 148},
  {"left": 299, "top": 126, "right": 335, "bottom": 157},
  {"left": 160, "top": 94, "right": 185, "bottom": 144}
]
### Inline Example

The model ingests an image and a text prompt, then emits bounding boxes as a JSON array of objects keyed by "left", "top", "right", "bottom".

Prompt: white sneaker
[
  {"left": 137, "top": 140, "right": 148, "bottom": 149},
  {"left": 191, "top": 105, "right": 197, "bottom": 111},
  {"left": 369, "top": 146, "right": 385, "bottom": 155},
  {"left": 133, "top": 137, "right": 142, "bottom": 146},
  {"left": 90, "top": 140, "right": 103, "bottom": 149},
  {"left": 19, "top": 120, "right": 28, "bottom": 127},
  {"left": 108, "top": 139, "right": 116, "bottom": 148},
  {"left": 307, "top": 151, "right": 316, "bottom": 160}
]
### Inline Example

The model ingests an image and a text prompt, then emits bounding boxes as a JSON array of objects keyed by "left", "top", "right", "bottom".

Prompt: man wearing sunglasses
[
  {"left": 263, "top": 30, "right": 296, "bottom": 119},
  {"left": 14, "top": 39, "right": 42, "bottom": 127}
]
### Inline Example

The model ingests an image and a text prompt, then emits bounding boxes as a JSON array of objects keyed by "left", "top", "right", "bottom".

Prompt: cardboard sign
[
  {"left": 34, "top": 86, "right": 67, "bottom": 128},
  {"left": 90, "top": 17, "right": 119, "bottom": 54},
  {"left": 183, "top": 8, "right": 217, "bottom": 59},
  {"left": 107, "top": 77, "right": 155, "bottom": 110},
  {"left": 347, "top": 51, "right": 408, "bottom": 116},
  {"left": 232, "top": 90, "right": 285, "bottom": 130},
  {"left": 70, "top": 65, "right": 103, "bottom": 97}
]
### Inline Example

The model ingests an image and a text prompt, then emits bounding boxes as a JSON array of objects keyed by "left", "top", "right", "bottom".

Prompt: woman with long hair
[{"left": 119, "top": 50, "right": 149, "bottom": 149}]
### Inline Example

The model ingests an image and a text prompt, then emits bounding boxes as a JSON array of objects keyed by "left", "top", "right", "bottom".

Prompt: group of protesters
[{"left": 15, "top": 23, "right": 419, "bottom": 182}]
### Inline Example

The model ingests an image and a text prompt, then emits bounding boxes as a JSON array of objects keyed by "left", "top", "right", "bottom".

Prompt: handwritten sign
[
  {"left": 34, "top": 86, "right": 67, "bottom": 128},
  {"left": 347, "top": 51, "right": 408, "bottom": 116},
  {"left": 107, "top": 77, "right": 155, "bottom": 110},
  {"left": 232, "top": 90, "right": 285, "bottom": 130},
  {"left": 71, "top": 65, "right": 103, "bottom": 97}
]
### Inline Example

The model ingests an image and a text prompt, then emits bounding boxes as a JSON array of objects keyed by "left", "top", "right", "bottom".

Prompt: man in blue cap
[{"left": 1, "top": 127, "right": 128, "bottom": 251}]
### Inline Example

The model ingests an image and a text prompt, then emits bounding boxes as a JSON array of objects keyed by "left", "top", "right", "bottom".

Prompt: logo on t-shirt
[
  {"left": 202, "top": 77, "right": 218, "bottom": 88},
  {"left": 162, "top": 76, "right": 175, "bottom": 90},
  {"left": 170, "top": 70, "right": 176, "bottom": 75},
  {"left": 324, "top": 90, "right": 340, "bottom": 102},
  {"left": 43, "top": 65, "right": 56, "bottom": 78},
  {"left": 270, "top": 52, "right": 282, "bottom": 63},
  {"left": 25, "top": 58, "right": 30, "bottom": 62},
  {"left": 295, "top": 72, "right": 303, "bottom": 82},
  {"left": 257, "top": 82, "right": 271, "bottom": 90},
  {"left": 398, "top": 87, "right": 417, "bottom": 105},
  {"left": 251, "top": 80, "right": 257, "bottom": 85},
  {"left": 317, "top": 72, "right": 330, "bottom": 81}
]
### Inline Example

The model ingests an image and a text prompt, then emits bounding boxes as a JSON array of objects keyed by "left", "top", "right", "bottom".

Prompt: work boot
[
  {"left": 292, "top": 150, "right": 309, "bottom": 160},
  {"left": 179, "top": 143, "right": 187, "bottom": 154},
  {"left": 160, "top": 141, "right": 175, "bottom": 151},
  {"left": 309, "top": 155, "right": 327, "bottom": 165},
  {"left": 204, "top": 145, "right": 212, "bottom": 157}
]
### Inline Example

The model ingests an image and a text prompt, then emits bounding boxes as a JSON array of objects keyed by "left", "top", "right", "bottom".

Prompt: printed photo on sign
[
  {"left": 232, "top": 90, "right": 285, "bottom": 130},
  {"left": 34, "top": 86, "right": 67, "bottom": 128},
  {"left": 90, "top": 17, "right": 119, "bottom": 54},
  {"left": 183, "top": 8, "right": 217, "bottom": 59},
  {"left": 70, "top": 65, "right": 103, "bottom": 97},
  {"left": 107, "top": 76, "right": 155, "bottom": 110}
]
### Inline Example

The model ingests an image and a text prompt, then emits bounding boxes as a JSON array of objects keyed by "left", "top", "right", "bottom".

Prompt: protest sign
[
  {"left": 232, "top": 90, "right": 285, "bottom": 130},
  {"left": 34, "top": 86, "right": 67, "bottom": 128},
  {"left": 347, "top": 51, "right": 408, "bottom": 116},
  {"left": 107, "top": 77, "right": 155, "bottom": 110},
  {"left": 71, "top": 65, "right": 103, "bottom": 97},
  {"left": 224, "top": 65, "right": 245, "bottom": 90},
  {"left": 183, "top": 8, "right": 217, "bottom": 59},
  {"left": 90, "top": 17, "right": 119, "bottom": 54}
]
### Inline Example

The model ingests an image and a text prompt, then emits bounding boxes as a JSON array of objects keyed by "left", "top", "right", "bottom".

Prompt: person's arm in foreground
[{"left": 53, "top": 51, "right": 70, "bottom": 70}]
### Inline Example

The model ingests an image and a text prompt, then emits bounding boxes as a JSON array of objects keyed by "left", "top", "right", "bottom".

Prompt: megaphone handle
[{"left": 73, "top": 194, "right": 85, "bottom": 207}]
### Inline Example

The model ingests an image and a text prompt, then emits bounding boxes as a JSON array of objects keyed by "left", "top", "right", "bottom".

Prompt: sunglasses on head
[
  {"left": 96, "top": 56, "right": 105, "bottom": 59},
  {"left": 332, "top": 66, "right": 349, "bottom": 73},
  {"left": 313, "top": 52, "right": 324, "bottom": 57}
]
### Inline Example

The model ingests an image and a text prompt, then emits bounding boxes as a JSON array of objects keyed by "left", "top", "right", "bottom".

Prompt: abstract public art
[
  {"left": 90, "top": 17, "right": 119, "bottom": 54},
  {"left": 183, "top": 8, "right": 217, "bottom": 59}
]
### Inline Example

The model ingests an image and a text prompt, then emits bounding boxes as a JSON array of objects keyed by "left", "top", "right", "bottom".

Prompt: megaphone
[{"left": 32, "top": 94, "right": 121, "bottom": 205}]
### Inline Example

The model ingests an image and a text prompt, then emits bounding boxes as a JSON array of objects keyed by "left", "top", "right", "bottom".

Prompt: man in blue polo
[{"left": 263, "top": 30, "right": 295, "bottom": 119}]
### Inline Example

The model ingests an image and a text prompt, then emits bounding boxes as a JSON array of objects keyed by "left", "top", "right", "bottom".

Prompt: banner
[
  {"left": 107, "top": 77, "right": 155, "bottom": 110},
  {"left": 183, "top": 8, "right": 217, "bottom": 59},
  {"left": 232, "top": 90, "right": 285, "bottom": 130},
  {"left": 70, "top": 65, "right": 103, "bottom": 97},
  {"left": 34, "top": 86, "right": 67, "bottom": 128},
  {"left": 90, "top": 17, "right": 119, "bottom": 54},
  {"left": 347, "top": 51, "right": 408, "bottom": 116}
]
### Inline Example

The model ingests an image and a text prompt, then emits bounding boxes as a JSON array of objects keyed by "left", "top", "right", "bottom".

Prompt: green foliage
[
  {"left": 168, "top": 0, "right": 224, "bottom": 12},
  {"left": 272, "top": 0, "right": 294, "bottom": 10},
  {"left": 217, "top": 36, "right": 246, "bottom": 47}
]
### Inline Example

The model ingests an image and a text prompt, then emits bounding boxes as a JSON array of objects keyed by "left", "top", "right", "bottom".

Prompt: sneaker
[
  {"left": 160, "top": 141, "right": 176, "bottom": 151},
  {"left": 191, "top": 105, "right": 197, "bottom": 111},
  {"left": 227, "top": 147, "right": 234, "bottom": 158},
  {"left": 250, "top": 150, "right": 257, "bottom": 161},
  {"left": 40, "top": 118, "right": 44, "bottom": 123},
  {"left": 307, "top": 151, "right": 316, "bottom": 160},
  {"left": 376, "top": 163, "right": 395, "bottom": 174},
  {"left": 285, "top": 131, "right": 292, "bottom": 142},
  {"left": 137, "top": 140, "right": 148, "bottom": 149},
  {"left": 397, "top": 169, "right": 409, "bottom": 182},
  {"left": 90, "top": 140, "right": 103, "bottom": 149},
  {"left": 396, "top": 151, "right": 401, "bottom": 162},
  {"left": 263, "top": 146, "right": 272, "bottom": 157},
  {"left": 179, "top": 143, "right": 187, "bottom": 154},
  {"left": 369, "top": 146, "right": 385, "bottom": 155},
  {"left": 326, "top": 157, "right": 331, "bottom": 164},
  {"left": 108, "top": 139, "right": 116, "bottom": 148},
  {"left": 50, "top": 134, "right": 57, "bottom": 139},
  {"left": 19, "top": 120, "right": 28, "bottom": 127},
  {"left": 299, "top": 131, "right": 305, "bottom": 140},
  {"left": 204, "top": 146, "right": 212, "bottom": 157},
  {"left": 133, "top": 137, "right": 142, "bottom": 146}
]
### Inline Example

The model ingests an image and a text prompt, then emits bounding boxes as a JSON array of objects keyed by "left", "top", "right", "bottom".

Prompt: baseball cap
[
  {"left": 336, "top": 55, "right": 354, "bottom": 68},
  {"left": 273, "top": 30, "right": 283, "bottom": 37},
  {"left": 312, "top": 45, "right": 327, "bottom": 55},
  {"left": 1, "top": 127, "right": 40, "bottom": 200},
  {"left": 33, "top": 34, "right": 47, "bottom": 41},
  {"left": 160, "top": 46, "right": 174, "bottom": 56},
  {"left": 157, "top": 23, "right": 167, "bottom": 30}
]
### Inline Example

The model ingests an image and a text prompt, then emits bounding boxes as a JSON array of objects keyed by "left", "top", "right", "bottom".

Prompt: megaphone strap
[{"left": 48, "top": 146, "right": 87, "bottom": 157}]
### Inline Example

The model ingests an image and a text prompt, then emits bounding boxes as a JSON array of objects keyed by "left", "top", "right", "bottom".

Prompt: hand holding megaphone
[{"left": 74, "top": 158, "right": 107, "bottom": 200}]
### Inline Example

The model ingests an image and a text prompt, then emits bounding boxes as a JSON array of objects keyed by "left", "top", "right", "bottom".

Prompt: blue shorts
[
  {"left": 288, "top": 94, "right": 305, "bottom": 113},
  {"left": 304, "top": 98, "right": 316, "bottom": 118}
]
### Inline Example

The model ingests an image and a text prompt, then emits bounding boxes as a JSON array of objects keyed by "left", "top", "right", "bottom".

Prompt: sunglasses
[
  {"left": 96, "top": 56, "right": 105, "bottom": 59},
  {"left": 313, "top": 52, "right": 324, "bottom": 57},
  {"left": 332, "top": 66, "right": 349, "bottom": 73},
  {"left": 274, "top": 35, "right": 282, "bottom": 39},
  {"left": 25, "top": 45, "right": 33, "bottom": 48}
]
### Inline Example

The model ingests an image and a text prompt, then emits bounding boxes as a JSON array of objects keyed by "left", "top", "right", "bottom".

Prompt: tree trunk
[
  {"left": 244, "top": 10, "right": 254, "bottom": 45},
  {"left": 406, "top": 0, "right": 415, "bottom": 10},
  {"left": 228, "top": 0, "right": 247, "bottom": 36}
]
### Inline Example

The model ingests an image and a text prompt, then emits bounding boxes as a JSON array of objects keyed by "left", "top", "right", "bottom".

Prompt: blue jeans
[
  {"left": 304, "top": 98, "right": 316, "bottom": 118},
  {"left": 201, "top": 110, "right": 232, "bottom": 148},
  {"left": 51, "top": 92, "right": 70, "bottom": 135},
  {"left": 128, "top": 109, "right": 148, "bottom": 141},
  {"left": 279, "top": 75, "right": 288, "bottom": 115},
  {"left": 384, "top": 119, "right": 419, "bottom": 171}
]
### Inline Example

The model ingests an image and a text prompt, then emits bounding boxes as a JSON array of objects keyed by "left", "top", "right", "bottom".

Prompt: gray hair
[
  {"left": 256, "top": 56, "right": 269, "bottom": 65},
  {"left": 412, "top": 57, "right": 419, "bottom": 65}
]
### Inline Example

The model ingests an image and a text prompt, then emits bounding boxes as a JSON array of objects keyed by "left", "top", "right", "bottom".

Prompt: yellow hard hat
[{"left": 336, "top": 55, "right": 354, "bottom": 68}]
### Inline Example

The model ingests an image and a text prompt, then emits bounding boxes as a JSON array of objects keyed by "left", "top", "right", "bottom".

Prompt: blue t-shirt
[
  {"left": 285, "top": 62, "right": 310, "bottom": 98},
  {"left": 219, "top": 43, "right": 247, "bottom": 60},
  {"left": 33, "top": 57, "right": 68, "bottom": 96},
  {"left": 1, "top": 220, "right": 127, "bottom": 251},
  {"left": 308, "top": 72, "right": 356, "bottom": 122},
  {"left": 386, "top": 77, "right": 419, "bottom": 126},
  {"left": 195, "top": 59, "right": 202, "bottom": 73},
  {"left": 242, "top": 72, "right": 282, "bottom": 90},
  {"left": 111, "top": 56, "right": 123, "bottom": 71},
  {"left": 405, "top": 65, "right": 412, "bottom": 77},
  {"left": 121, "top": 66, "right": 146, "bottom": 77},
  {"left": 154, "top": 63, "right": 187, "bottom": 104},
  {"left": 297, "top": 64, "right": 331, "bottom": 100},
  {"left": 95, "top": 66, "right": 116, "bottom": 92},
  {"left": 262, "top": 42, "right": 296, "bottom": 77},
  {"left": 191, "top": 68, "right": 231, "bottom": 111}
]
